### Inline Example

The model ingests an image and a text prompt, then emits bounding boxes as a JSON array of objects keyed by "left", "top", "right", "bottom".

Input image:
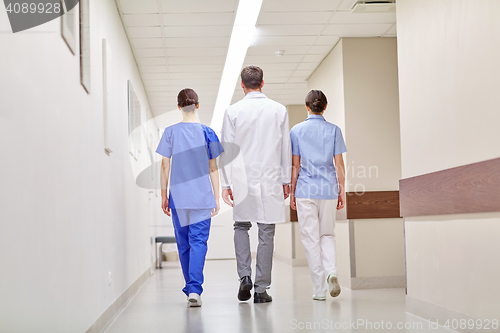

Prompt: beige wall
[
  {"left": 307, "top": 39, "right": 346, "bottom": 135},
  {"left": 397, "top": 0, "right": 500, "bottom": 319},
  {"left": 287, "top": 104, "right": 308, "bottom": 128},
  {"left": 342, "top": 38, "right": 401, "bottom": 192}
]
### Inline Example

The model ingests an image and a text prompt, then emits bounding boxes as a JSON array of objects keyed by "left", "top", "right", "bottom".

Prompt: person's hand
[
  {"left": 211, "top": 200, "right": 220, "bottom": 217},
  {"left": 337, "top": 191, "right": 345, "bottom": 210},
  {"left": 161, "top": 196, "right": 171, "bottom": 216},
  {"left": 283, "top": 184, "right": 290, "bottom": 200},
  {"left": 222, "top": 188, "right": 234, "bottom": 207},
  {"left": 290, "top": 193, "right": 297, "bottom": 210}
]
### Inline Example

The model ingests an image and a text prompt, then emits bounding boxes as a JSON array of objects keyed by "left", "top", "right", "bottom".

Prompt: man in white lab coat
[{"left": 220, "top": 66, "right": 292, "bottom": 303}]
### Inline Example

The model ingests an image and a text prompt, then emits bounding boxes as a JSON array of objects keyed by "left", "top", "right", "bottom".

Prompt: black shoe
[
  {"left": 254, "top": 290, "right": 272, "bottom": 303},
  {"left": 238, "top": 276, "right": 253, "bottom": 301}
]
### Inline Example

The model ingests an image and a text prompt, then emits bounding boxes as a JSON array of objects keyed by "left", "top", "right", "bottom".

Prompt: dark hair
[
  {"left": 241, "top": 66, "right": 263, "bottom": 89},
  {"left": 305, "top": 90, "right": 327, "bottom": 113},
  {"left": 177, "top": 88, "right": 199, "bottom": 107}
]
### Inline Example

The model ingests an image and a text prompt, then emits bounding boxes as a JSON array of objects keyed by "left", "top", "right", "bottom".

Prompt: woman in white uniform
[{"left": 290, "top": 90, "right": 347, "bottom": 301}]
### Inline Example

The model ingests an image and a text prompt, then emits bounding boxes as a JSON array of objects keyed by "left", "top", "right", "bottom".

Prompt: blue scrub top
[
  {"left": 156, "top": 122, "right": 224, "bottom": 210},
  {"left": 290, "top": 115, "right": 347, "bottom": 200}
]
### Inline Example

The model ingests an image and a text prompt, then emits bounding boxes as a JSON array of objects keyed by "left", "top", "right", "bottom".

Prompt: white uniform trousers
[{"left": 296, "top": 198, "right": 338, "bottom": 296}]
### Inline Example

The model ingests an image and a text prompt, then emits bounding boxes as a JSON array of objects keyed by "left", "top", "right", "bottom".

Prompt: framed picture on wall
[
  {"left": 61, "top": 0, "right": 78, "bottom": 55},
  {"left": 128, "top": 81, "right": 142, "bottom": 159},
  {"left": 80, "top": 0, "right": 90, "bottom": 93}
]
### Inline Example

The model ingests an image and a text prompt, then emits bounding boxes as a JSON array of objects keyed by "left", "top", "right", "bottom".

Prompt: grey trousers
[{"left": 234, "top": 222, "right": 276, "bottom": 293}]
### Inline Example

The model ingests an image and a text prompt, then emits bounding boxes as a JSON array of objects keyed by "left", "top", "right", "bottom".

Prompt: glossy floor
[{"left": 105, "top": 260, "right": 456, "bottom": 333}]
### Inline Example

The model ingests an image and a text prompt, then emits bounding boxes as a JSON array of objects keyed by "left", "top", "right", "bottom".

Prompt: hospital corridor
[{"left": 1, "top": 0, "right": 499, "bottom": 332}]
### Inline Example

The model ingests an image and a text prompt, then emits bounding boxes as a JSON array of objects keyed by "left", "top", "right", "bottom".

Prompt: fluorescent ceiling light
[{"left": 210, "top": 0, "right": 263, "bottom": 132}]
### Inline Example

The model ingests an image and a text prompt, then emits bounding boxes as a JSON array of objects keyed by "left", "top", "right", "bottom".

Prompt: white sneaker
[
  {"left": 312, "top": 294, "right": 326, "bottom": 301},
  {"left": 327, "top": 273, "right": 341, "bottom": 297},
  {"left": 188, "top": 293, "right": 202, "bottom": 307}
]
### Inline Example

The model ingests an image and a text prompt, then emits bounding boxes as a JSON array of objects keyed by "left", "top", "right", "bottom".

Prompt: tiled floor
[{"left": 105, "top": 260, "right": 456, "bottom": 333}]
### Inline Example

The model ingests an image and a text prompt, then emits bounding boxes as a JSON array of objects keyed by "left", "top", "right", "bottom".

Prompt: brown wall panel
[
  {"left": 346, "top": 191, "right": 400, "bottom": 219},
  {"left": 399, "top": 157, "right": 500, "bottom": 217}
]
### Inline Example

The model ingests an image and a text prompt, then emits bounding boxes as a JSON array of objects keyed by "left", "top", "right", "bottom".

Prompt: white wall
[
  {"left": 397, "top": 0, "right": 500, "bottom": 179},
  {"left": 0, "top": 1, "right": 163, "bottom": 332},
  {"left": 397, "top": 0, "right": 500, "bottom": 319}
]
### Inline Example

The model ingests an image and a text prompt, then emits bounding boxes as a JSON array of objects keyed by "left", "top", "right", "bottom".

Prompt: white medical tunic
[{"left": 220, "top": 92, "right": 292, "bottom": 224}]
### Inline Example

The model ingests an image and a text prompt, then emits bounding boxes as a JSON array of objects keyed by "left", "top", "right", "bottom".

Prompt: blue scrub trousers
[{"left": 171, "top": 208, "right": 211, "bottom": 296}]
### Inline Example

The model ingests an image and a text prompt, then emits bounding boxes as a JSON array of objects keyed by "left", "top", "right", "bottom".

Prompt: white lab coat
[{"left": 220, "top": 92, "right": 292, "bottom": 224}]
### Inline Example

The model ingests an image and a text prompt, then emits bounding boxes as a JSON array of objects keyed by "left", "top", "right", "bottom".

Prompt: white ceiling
[{"left": 116, "top": 0, "right": 396, "bottom": 128}]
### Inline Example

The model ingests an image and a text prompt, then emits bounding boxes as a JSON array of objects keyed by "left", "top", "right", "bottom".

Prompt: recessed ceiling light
[{"left": 210, "top": 0, "right": 264, "bottom": 132}]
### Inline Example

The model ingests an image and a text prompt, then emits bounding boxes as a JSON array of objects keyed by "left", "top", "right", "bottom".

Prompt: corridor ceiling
[{"left": 116, "top": 0, "right": 396, "bottom": 128}]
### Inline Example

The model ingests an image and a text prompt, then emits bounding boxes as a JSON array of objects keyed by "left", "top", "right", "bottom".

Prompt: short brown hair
[
  {"left": 305, "top": 90, "right": 327, "bottom": 113},
  {"left": 241, "top": 66, "right": 263, "bottom": 89},
  {"left": 177, "top": 88, "right": 199, "bottom": 107}
]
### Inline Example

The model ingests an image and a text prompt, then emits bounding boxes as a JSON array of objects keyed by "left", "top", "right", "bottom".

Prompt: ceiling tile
[
  {"left": 385, "top": 24, "right": 397, "bottom": 36},
  {"left": 297, "top": 62, "right": 320, "bottom": 70},
  {"left": 330, "top": 11, "right": 396, "bottom": 24},
  {"left": 128, "top": 27, "right": 162, "bottom": 38},
  {"left": 287, "top": 77, "right": 308, "bottom": 83},
  {"left": 140, "top": 65, "right": 168, "bottom": 73},
  {"left": 252, "top": 36, "right": 317, "bottom": 47},
  {"left": 246, "top": 46, "right": 310, "bottom": 56},
  {"left": 165, "top": 47, "right": 228, "bottom": 57},
  {"left": 302, "top": 54, "right": 325, "bottom": 63},
  {"left": 167, "top": 56, "right": 225, "bottom": 65},
  {"left": 138, "top": 57, "right": 167, "bottom": 65},
  {"left": 337, "top": 0, "right": 358, "bottom": 11},
  {"left": 168, "top": 64, "right": 224, "bottom": 73},
  {"left": 145, "top": 80, "right": 170, "bottom": 86},
  {"left": 255, "top": 25, "right": 324, "bottom": 36},
  {"left": 142, "top": 73, "right": 169, "bottom": 80},
  {"left": 168, "top": 78, "right": 220, "bottom": 86},
  {"left": 164, "top": 25, "right": 231, "bottom": 38},
  {"left": 292, "top": 70, "right": 313, "bottom": 77},
  {"left": 160, "top": 0, "right": 237, "bottom": 13},
  {"left": 168, "top": 71, "right": 222, "bottom": 79},
  {"left": 308, "top": 45, "right": 334, "bottom": 54},
  {"left": 314, "top": 35, "right": 340, "bottom": 45},
  {"left": 261, "top": 0, "right": 342, "bottom": 12},
  {"left": 124, "top": 14, "right": 161, "bottom": 27},
  {"left": 263, "top": 77, "right": 289, "bottom": 84},
  {"left": 164, "top": 37, "right": 229, "bottom": 48},
  {"left": 262, "top": 70, "right": 294, "bottom": 78},
  {"left": 161, "top": 13, "right": 235, "bottom": 26},
  {"left": 131, "top": 38, "right": 163, "bottom": 48},
  {"left": 258, "top": 12, "right": 332, "bottom": 25},
  {"left": 120, "top": 0, "right": 159, "bottom": 14},
  {"left": 245, "top": 55, "right": 304, "bottom": 64},
  {"left": 257, "top": 63, "right": 298, "bottom": 71},
  {"left": 148, "top": 91, "right": 171, "bottom": 98},
  {"left": 147, "top": 86, "right": 170, "bottom": 92},
  {"left": 135, "top": 48, "right": 165, "bottom": 57},
  {"left": 322, "top": 24, "right": 393, "bottom": 36}
]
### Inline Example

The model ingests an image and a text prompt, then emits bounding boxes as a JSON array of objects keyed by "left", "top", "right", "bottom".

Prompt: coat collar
[{"left": 243, "top": 91, "right": 267, "bottom": 99}]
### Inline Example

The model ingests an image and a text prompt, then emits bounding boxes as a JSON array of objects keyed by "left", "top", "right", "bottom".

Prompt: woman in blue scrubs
[{"left": 156, "top": 88, "right": 223, "bottom": 307}]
